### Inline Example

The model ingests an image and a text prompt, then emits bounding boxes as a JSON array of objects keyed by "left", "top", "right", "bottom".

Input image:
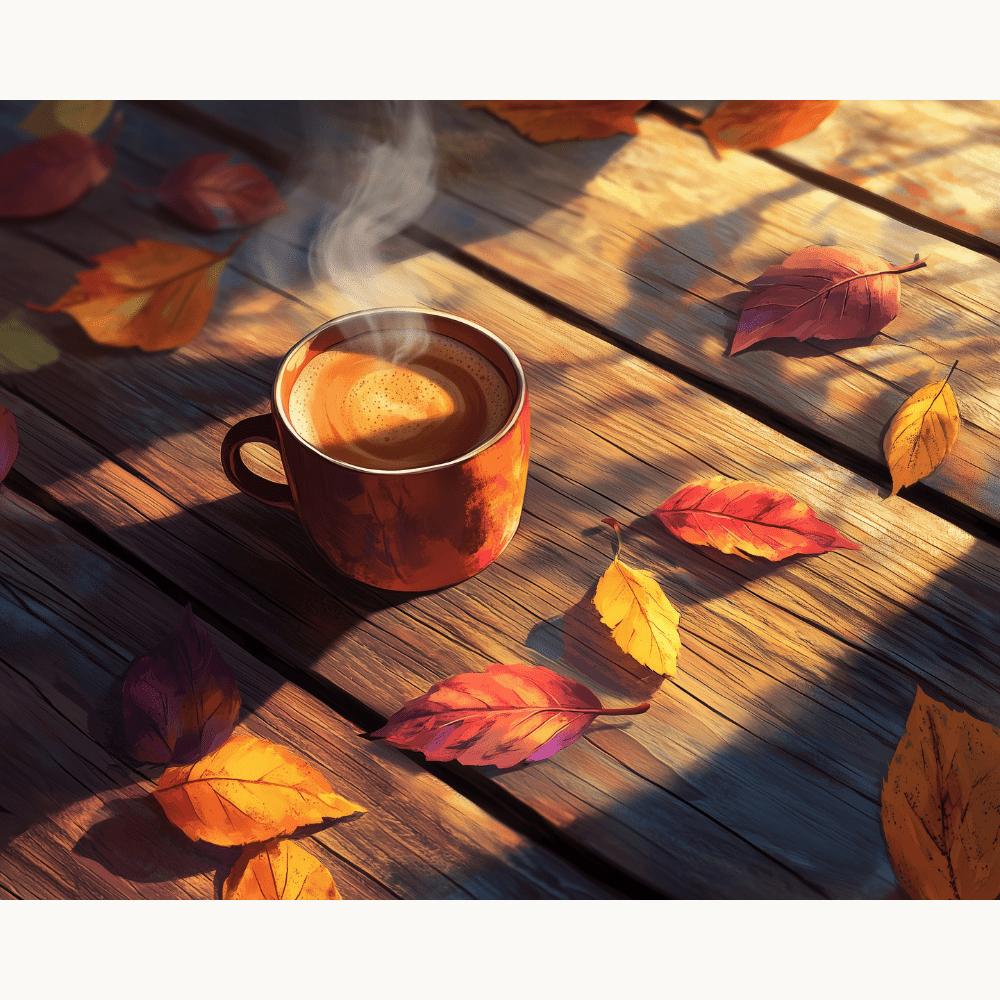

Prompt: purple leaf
[
  {"left": 122, "top": 605, "right": 241, "bottom": 766},
  {"left": 0, "top": 406, "right": 18, "bottom": 486}
]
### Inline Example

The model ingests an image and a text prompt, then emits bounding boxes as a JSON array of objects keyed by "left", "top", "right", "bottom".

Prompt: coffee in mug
[{"left": 287, "top": 329, "right": 511, "bottom": 471}]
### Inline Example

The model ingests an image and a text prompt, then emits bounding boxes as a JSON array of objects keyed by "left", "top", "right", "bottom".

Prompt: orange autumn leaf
[
  {"left": 27, "top": 238, "right": 240, "bottom": 351},
  {"left": 689, "top": 100, "right": 839, "bottom": 154},
  {"left": 154, "top": 733, "right": 365, "bottom": 846},
  {"left": 593, "top": 518, "right": 681, "bottom": 676},
  {"left": 654, "top": 476, "right": 860, "bottom": 561},
  {"left": 223, "top": 839, "right": 342, "bottom": 900},
  {"left": 882, "top": 687, "right": 1000, "bottom": 899},
  {"left": 465, "top": 101, "right": 649, "bottom": 143}
]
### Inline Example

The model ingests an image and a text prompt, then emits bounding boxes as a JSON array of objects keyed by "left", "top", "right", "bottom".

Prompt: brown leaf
[
  {"left": 27, "top": 237, "right": 240, "bottom": 351},
  {"left": 732, "top": 246, "right": 927, "bottom": 354},
  {"left": 0, "top": 405, "right": 18, "bottom": 487},
  {"left": 654, "top": 476, "right": 859, "bottom": 561},
  {"left": 0, "top": 130, "right": 115, "bottom": 218},
  {"left": 223, "top": 839, "right": 342, "bottom": 899},
  {"left": 372, "top": 663, "right": 648, "bottom": 769},
  {"left": 690, "top": 100, "right": 839, "bottom": 153},
  {"left": 19, "top": 100, "right": 114, "bottom": 137},
  {"left": 882, "top": 687, "right": 1000, "bottom": 899},
  {"left": 154, "top": 733, "right": 365, "bottom": 846},
  {"left": 157, "top": 153, "right": 286, "bottom": 231},
  {"left": 465, "top": 101, "right": 649, "bottom": 142}
]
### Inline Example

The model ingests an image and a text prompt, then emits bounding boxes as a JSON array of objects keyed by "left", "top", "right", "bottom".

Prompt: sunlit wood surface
[{"left": 2, "top": 100, "right": 999, "bottom": 898}]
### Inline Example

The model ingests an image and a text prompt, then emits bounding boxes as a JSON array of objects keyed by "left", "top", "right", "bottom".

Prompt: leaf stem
[
  {"left": 944, "top": 359, "right": 959, "bottom": 384},
  {"left": 891, "top": 259, "right": 928, "bottom": 275},
  {"left": 601, "top": 517, "right": 622, "bottom": 560},
  {"left": 598, "top": 702, "right": 651, "bottom": 716}
]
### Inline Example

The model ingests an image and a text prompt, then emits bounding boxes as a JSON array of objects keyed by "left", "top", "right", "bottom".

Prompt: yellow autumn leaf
[
  {"left": 223, "top": 839, "right": 343, "bottom": 899},
  {"left": 19, "top": 100, "right": 114, "bottom": 137},
  {"left": 154, "top": 732, "right": 365, "bottom": 846},
  {"left": 593, "top": 518, "right": 681, "bottom": 676},
  {"left": 883, "top": 364, "right": 961, "bottom": 496}
]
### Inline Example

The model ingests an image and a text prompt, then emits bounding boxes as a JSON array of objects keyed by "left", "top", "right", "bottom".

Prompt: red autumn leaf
[
  {"left": 465, "top": 101, "right": 649, "bottom": 142},
  {"left": 0, "top": 128, "right": 116, "bottom": 218},
  {"left": 121, "top": 604, "right": 241, "bottom": 766},
  {"left": 689, "top": 100, "right": 839, "bottom": 153},
  {"left": 653, "top": 476, "right": 860, "bottom": 561},
  {"left": 0, "top": 405, "right": 18, "bottom": 486},
  {"left": 372, "top": 663, "right": 649, "bottom": 769},
  {"left": 27, "top": 237, "right": 240, "bottom": 351},
  {"left": 732, "top": 246, "right": 928, "bottom": 354},
  {"left": 157, "top": 153, "right": 286, "bottom": 231}
]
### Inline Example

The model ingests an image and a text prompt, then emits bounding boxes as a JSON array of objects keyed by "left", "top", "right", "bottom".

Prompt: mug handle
[{"left": 221, "top": 413, "right": 295, "bottom": 511}]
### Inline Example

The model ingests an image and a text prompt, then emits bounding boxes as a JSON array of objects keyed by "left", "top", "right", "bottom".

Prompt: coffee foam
[{"left": 288, "top": 330, "right": 512, "bottom": 471}]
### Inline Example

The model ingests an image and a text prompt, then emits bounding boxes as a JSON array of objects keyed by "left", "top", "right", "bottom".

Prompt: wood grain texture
[
  {"left": 170, "top": 100, "right": 1000, "bottom": 524},
  {"left": 0, "top": 489, "right": 614, "bottom": 900}
]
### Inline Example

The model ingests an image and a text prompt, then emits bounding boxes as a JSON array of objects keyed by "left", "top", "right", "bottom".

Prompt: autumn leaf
[
  {"left": 157, "top": 153, "right": 286, "bottom": 231},
  {"left": 883, "top": 363, "right": 961, "bottom": 496},
  {"left": 223, "top": 839, "right": 342, "bottom": 900},
  {"left": 0, "top": 129, "right": 116, "bottom": 218},
  {"left": 19, "top": 100, "right": 114, "bottom": 137},
  {"left": 593, "top": 518, "right": 681, "bottom": 676},
  {"left": 154, "top": 733, "right": 364, "bottom": 846},
  {"left": 732, "top": 246, "right": 927, "bottom": 354},
  {"left": 0, "top": 405, "right": 18, "bottom": 486},
  {"left": 121, "top": 604, "right": 241, "bottom": 766},
  {"left": 27, "top": 237, "right": 241, "bottom": 351},
  {"left": 465, "top": 101, "right": 649, "bottom": 143},
  {"left": 372, "top": 663, "right": 648, "bottom": 769},
  {"left": 689, "top": 100, "right": 839, "bottom": 154},
  {"left": 653, "top": 476, "right": 860, "bottom": 561},
  {"left": 882, "top": 686, "right": 1000, "bottom": 899}
]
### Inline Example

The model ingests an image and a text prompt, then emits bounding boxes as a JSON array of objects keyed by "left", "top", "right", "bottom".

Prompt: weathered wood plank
[
  {"left": 170, "top": 100, "right": 1000, "bottom": 526},
  {"left": 0, "top": 489, "right": 614, "bottom": 900}
]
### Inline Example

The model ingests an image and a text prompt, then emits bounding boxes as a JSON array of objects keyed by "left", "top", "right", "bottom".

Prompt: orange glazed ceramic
[{"left": 221, "top": 308, "right": 530, "bottom": 591}]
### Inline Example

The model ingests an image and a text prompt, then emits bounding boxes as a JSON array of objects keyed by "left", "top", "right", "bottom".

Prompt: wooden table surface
[{"left": 2, "top": 99, "right": 999, "bottom": 900}]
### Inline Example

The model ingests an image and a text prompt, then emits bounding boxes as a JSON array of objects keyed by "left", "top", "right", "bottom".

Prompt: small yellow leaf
[
  {"left": 154, "top": 733, "right": 365, "bottom": 846},
  {"left": 223, "top": 839, "right": 343, "bottom": 899},
  {"left": 593, "top": 518, "right": 681, "bottom": 676},
  {"left": 19, "top": 100, "right": 114, "bottom": 137},
  {"left": 883, "top": 372, "right": 961, "bottom": 496}
]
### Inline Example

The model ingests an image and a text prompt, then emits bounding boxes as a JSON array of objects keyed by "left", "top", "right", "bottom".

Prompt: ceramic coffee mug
[{"left": 221, "top": 308, "right": 530, "bottom": 591}]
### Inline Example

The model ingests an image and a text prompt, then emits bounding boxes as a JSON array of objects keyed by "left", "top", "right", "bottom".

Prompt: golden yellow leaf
[
  {"left": 154, "top": 733, "right": 365, "bottom": 846},
  {"left": 19, "top": 100, "right": 114, "bottom": 137},
  {"left": 28, "top": 238, "right": 240, "bottom": 351},
  {"left": 223, "top": 839, "right": 342, "bottom": 899},
  {"left": 593, "top": 518, "right": 680, "bottom": 676},
  {"left": 881, "top": 687, "right": 1000, "bottom": 899},
  {"left": 883, "top": 366, "right": 961, "bottom": 496}
]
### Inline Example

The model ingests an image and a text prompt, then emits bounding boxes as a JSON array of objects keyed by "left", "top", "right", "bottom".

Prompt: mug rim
[{"left": 271, "top": 306, "right": 528, "bottom": 476}]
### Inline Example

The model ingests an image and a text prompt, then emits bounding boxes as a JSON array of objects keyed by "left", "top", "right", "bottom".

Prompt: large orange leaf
[
  {"left": 0, "top": 130, "right": 115, "bottom": 218},
  {"left": 465, "top": 101, "right": 649, "bottom": 142},
  {"left": 882, "top": 687, "right": 1000, "bottom": 899},
  {"left": 223, "top": 839, "right": 342, "bottom": 899},
  {"left": 690, "top": 100, "right": 839, "bottom": 153},
  {"left": 154, "top": 733, "right": 365, "bottom": 846},
  {"left": 157, "top": 153, "right": 286, "bottom": 231},
  {"left": 732, "top": 246, "right": 927, "bottom": 354},
  {"left": 883, "top": 364, "right": 961, "bottom": 496},
  {"left": 27, "top": 238, "right": 240, "bottom": 351},
  {"left": 373, "top": 663, "right": 648, "bottom": 769},
  {"left": 593, "top": 518, "right": 681, "bottom": 676},
  {"left": 654, "top": 476, "right": 860, "bottom": 561}
]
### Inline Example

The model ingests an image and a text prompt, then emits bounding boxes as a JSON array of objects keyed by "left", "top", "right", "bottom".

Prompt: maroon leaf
[
  {"left": 0, "top": 406, "right": 18, "bottom": 486},
  {"left": 732, "top": 246, "right": 928, "bottom": 354},
  {"left": 157, "top": 153, "right": 285, "bottom": 230},
  {"left": 0, "top": 130, "right": 115, "bottom": 218},
  {"left": 372, "top": 663, "right": 649, "bottom": 769},
  {"left": 122, "top": 604, "right": 241, "bottom": 766}
]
